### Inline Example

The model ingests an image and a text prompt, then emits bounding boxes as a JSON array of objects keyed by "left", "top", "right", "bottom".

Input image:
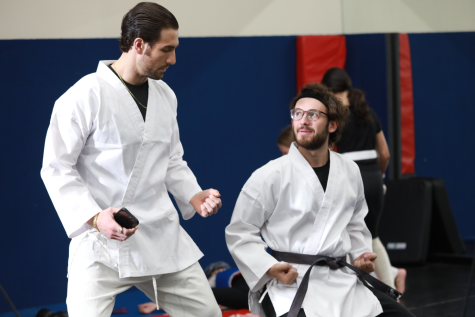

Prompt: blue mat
[{"left": 0, "top": 290, "right": 167, "bottom": 317}]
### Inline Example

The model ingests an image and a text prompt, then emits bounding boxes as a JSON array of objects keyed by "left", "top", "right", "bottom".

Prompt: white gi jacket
[
  {"left": 41, "top": 61, "right": 203, "bottom": 278},
  {"left": 225, "top": 143, "right": 383, "bottom": 317}
]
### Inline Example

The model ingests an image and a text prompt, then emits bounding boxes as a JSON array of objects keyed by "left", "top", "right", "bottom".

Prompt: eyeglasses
[{"left": 290, "top": 108, "right": 328, "bottom": 121}]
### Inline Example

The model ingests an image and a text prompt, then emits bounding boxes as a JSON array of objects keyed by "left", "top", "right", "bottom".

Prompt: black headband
[{"left": 294, "top": 92, "right": 327, "bottom": 109}]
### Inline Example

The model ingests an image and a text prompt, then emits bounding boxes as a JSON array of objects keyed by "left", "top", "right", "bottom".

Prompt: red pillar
[
  {"left": 399, "top": 34, "right": 416, "bottom": 174},
  {"left": 296, "top": 35, "right": 347, "bottom": 92}
]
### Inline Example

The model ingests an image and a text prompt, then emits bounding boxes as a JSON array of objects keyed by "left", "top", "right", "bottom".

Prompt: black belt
[{"left": 272, "top": 250, "right": 402, "bottom": 317}]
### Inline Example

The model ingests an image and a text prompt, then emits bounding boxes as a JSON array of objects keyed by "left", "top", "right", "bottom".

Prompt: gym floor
[
  {"left": 402, "top": 262, "right": 475, "bottom": 317},
  {"left": 1, "top": 261, "right": 474, "bottom": 317}
]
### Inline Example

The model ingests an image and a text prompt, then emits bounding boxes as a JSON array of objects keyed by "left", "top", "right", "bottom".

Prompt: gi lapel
[
  {"left": 289, "top": 143, "right": 326, "bottom": 254},
  {"left": 289, "top": 143, "right": 325, "bottom": 207},
  {"left": 288, "top": 144, "right": 339, "bottom": 256},
  {"left": 98, "top": 61, "right": 144, "bottom": 139},
  {"left": 142, "top": 81, "right": 173, "bottom": 143},
  {"left": 119, "top": 80, "right": 173, "bottom": 207},
  {"left": 302, "top": 150, "right": 339, "bottom": 255}
]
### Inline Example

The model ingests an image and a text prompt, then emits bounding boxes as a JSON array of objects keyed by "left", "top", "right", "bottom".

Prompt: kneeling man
[{"left": 225, "top": 83, "right": 415, "bottom": 317}]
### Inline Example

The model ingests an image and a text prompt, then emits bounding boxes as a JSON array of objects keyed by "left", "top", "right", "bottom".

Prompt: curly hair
[
  {"left": 119, "top": 2, "right": 179, "bottom": 53},
  {"left": 321, "top": 67, "right": 371, "bottom": 125},
  {"left": 290, "top": 82, "right": 349, "bottom": 146}
]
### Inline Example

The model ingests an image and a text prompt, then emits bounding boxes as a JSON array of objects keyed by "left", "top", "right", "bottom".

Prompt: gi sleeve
[
  {"left": 40, "top": 103, "right": 102, "bottom": 238},
  {"left": 164, "top": 101, "right": 202, "bottom": 220},
  {"left": 225, "top": 188, "right": 279, "bottom": 292},
  {"left": 346, "top": 169, "right": 373, "bottom": 262}
]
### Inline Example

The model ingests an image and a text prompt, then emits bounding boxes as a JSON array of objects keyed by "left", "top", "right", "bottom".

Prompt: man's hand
[
  {"left": 190, "top": 189, "right": 222, "bottom": 218},
  {"left": 353, "top": 252, "right": 377, "bottom": 273},
  {"left": 89, "top": 207, "right": 138, "bottom": 241},
  {"left": 267, "top": 263, "right": 299, "bottom": 285}
]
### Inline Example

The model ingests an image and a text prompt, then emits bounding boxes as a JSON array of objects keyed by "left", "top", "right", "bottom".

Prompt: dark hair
[
  {"left": 321, "top": 67, "right": 371, "bottom": 125},
  {"left": 277, "top": 125, "right": 295, "bottom": 147},
  {"left": 120, "top": 2, "right": 179, "bottom": 53},
  {"left": 290, "top": 82, "right": 349, "bottom": 146}
]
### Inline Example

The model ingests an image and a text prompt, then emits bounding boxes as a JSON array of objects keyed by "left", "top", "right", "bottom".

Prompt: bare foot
[
  {"left": 138, "top": 302, "right": 157, "bottom": 314},
  {"left": 395, "top": 268, "right": 407, "bottom": 294}
]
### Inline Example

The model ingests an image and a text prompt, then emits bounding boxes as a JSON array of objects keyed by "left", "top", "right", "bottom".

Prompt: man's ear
[
  {"left": 133, "top": 38, "right": 146, "bottom": 55},
  {"left": 329, "top": 120, "right": 338, "bottom": 133}
]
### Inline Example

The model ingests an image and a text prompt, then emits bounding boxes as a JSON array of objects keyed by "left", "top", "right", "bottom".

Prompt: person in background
[
  {"left": 277, "top": 125, "right": 295, "bottom": 155},
  {"left": 322, "top": 67, "right": 406, "bottom": 294}
]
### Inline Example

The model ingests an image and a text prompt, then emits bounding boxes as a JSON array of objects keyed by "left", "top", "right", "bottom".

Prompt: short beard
[
  {"left": 293, "top": 122, "right": 329, "bottom": 151},
  {"left": 137, "top": 48, "right": 165, "bottom": 80},
  {"left": 143, "top": 69, "right": 164, "bottom": 80}
]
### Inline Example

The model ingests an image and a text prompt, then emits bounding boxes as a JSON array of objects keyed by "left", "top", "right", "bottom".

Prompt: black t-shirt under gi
[
  {"left": 313, "top": 156, "right": 330, "bottom": 192},
  {"left": 108, "top": 64, "right": 148, "bottom": 121}
]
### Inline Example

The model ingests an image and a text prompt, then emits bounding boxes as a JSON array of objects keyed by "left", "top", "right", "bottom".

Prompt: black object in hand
[{"left": 114, "top": 207, "right": 139, "bottom": 229}]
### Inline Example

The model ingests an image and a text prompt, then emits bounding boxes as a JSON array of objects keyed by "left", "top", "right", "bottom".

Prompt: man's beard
[
  {"left": 143, "top": 68, "right": 164, "bottom": 80},
  {"left": 293, "top": 123, "right": 329, "bottom": 151},
  {"left": 137, "top": 60, "right": 165, "bottom": 80},
  {"left": 137, "top": 50, "right": 167, "bottom": 80}
]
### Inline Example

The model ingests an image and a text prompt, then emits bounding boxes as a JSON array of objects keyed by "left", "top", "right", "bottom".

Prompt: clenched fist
[
  {"left": 190, "top": 189, "right": 222, "bottom": 218},
  {"left": 353, "top": 252, "right": 377, "bottom": 273},
  {"left": 267, "top": 262, "right": 299, "bottom": 285}
]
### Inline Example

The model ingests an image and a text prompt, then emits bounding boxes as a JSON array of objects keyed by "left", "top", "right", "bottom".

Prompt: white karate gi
[
  {"left": 225, "top": 143, "right": 383, "bottom": 317},
  {"left": 41, "top": 61, "right": 219, "bottom": 316}
]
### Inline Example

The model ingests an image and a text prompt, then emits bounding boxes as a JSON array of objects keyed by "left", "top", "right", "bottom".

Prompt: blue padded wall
[
  {"left": 409, "top": 32, "right": 475, "bottom": 240},
  {"left": 345, "top": 32, "right": 475, "bottom": 241},
  {"left": 0, "top": 36, "right": 296, "bottom": 312},
  {"left": 345, "top": 34, "right": 388, "bottom": 137}
]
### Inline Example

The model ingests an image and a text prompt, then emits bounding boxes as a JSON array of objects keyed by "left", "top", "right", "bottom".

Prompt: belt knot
[
  {"left": 326, "top": 257, "right": 342, "bottom": 270},
  {"left": 270, "top": 249, "right": 402, "bottom": 317}
]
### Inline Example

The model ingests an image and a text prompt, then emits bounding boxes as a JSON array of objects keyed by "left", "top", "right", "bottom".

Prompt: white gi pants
[{"left": 66, "top": 232, "right": 221, "bottom": 317}]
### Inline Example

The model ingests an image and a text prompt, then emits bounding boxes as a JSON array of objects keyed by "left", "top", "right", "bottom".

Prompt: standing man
[
  {"left": 225, "top": 83, "right": 414, "bottom": 317},
  {"left": 41, "top": 3, "right": 222, "bottom": 317}
]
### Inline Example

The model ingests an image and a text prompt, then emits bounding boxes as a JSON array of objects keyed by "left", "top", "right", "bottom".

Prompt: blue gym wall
[
  {"left": 1, "top": 32, "right": 474, "bottom": 313},
  {"left": 345, "top": 32, "right": 475, "bottom": 241},
  {"left": 409, "top": 32, "right": 475, "bottom": 241},
  {"left": 345, "top": 34, "right": 389, "bottom": 136}
]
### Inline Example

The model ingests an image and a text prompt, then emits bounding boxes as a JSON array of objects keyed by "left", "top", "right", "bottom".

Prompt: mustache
[{"left": 297, "top": 127, "right": 315, "bottom": 132}]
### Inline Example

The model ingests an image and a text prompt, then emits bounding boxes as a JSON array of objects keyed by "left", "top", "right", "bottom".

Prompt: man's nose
[
  {"left": 167, "top": 51, "right": 176, "bottom": 65},
  {"left": 300, "top": 113, "right": 311, "bottom": 124}
]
